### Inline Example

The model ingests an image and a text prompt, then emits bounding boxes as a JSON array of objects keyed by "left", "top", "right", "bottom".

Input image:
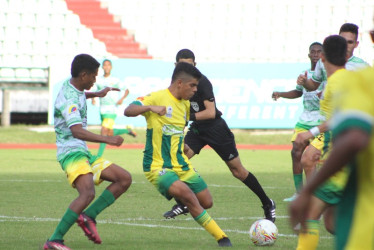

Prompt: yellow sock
[
  {"left": 194, "top": 210, "right": 227, "bottom": 241},
  {"left": 296, "top": 220, "right": 319, "bottom": 250}
]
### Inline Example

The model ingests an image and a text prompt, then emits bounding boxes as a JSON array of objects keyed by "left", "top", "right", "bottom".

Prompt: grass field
[{"left": 0, "top": 143, "right": 334, "bottom": 249}]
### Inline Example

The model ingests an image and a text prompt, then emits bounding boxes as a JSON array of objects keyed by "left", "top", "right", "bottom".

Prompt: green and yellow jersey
[
  {"left": 330, "top": 67, "right": 374, "bottom": 250},
  {"left": 132, "top": 89, "right": 191, "bottom": 172}
]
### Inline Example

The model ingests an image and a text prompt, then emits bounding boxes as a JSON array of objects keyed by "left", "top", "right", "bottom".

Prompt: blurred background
[{"left": 1, "top": 0, "right": 373, "bottom": 128}]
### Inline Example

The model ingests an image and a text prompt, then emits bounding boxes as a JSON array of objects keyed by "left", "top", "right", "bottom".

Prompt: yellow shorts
[
  {"left": 310, "top": 133, "right": 324, "bottom": 151},
  {"left": 60, "top": 152, "right": 112, "bottom": 187},
  {"left": 291, "top": 127, "right": 309, "bottom": 142},
  {"left": 102, "top": 118, "right": 115, "bottom": 130}
]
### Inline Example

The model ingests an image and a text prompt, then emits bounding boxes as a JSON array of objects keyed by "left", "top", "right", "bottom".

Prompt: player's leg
[
  {"left": 301, "top": 134, "right": 324, "bottom": 182},
  {"left": 78, "top": 159, "right": 132, "bottom": 244},
  {"left": 167, "top": 179, "right": 231, "bottom": 246},
  {"left": 322, "top": 206, "right": 335, "bottom": 234},
  {"left": 296, "top": 196, "right": 327, "bottom": 250},
  {"left": 45, "top": 154, "right": 96, "bottom": 249},
  {"left": 225, "top": 156, "right": 276, "bottom": 222},
  {"left": 98, "top": 117, "right": 115, "bottom": 157},
  {"left": 113, "top": 125, "right": 137, "bottom": 137}
]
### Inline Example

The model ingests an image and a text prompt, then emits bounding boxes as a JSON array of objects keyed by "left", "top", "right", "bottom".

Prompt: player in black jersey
[{"left": 163, "top": 49, "right": 276, "bottom": 222}]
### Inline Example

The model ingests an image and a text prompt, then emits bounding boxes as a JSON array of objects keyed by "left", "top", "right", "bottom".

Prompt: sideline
[{"left": 0, "top": 144, "right": 292, "bottom": 150}]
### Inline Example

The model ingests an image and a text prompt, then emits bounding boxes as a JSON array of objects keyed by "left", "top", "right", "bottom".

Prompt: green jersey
[
  {"left": 94, "top": 75, "right": 127, "bottom": 115},
  {"left": 54, "top": 79, "right": 88, "bottom": 162},
  {"left": 295, "top": 69, "right": 324, "bottom": 126}
]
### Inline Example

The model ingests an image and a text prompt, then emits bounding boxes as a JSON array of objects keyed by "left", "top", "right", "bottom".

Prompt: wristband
[
  {"left": 309, "top": 126, "right": 320, "bottom": 137},
  {"left": 190, "top": 113, "right": 196, "bottom": 121}
]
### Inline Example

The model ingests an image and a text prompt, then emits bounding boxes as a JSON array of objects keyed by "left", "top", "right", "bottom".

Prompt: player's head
[
  {"left": 175, "top": 49, "right": 196, "bottom": 66},
  {"left": 71, "top": 54, "right": 100, "bottom": 90},
  {"left": 308, "top": 42, "right": 322, "bottom": 64},
  {"left": 339, "top": 23, "right": 359, "bottom": 58},
  {"left": 102, "top": 59, "right": 112, "bottom": 75},
  {"left": 321, "top": 35, "right": 347, "bottom": 67},
  {"left": 171, "top": 62, "right": 201, "bottom": 100}
]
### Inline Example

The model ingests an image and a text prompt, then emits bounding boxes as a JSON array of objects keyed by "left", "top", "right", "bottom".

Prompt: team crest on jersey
[
  {"left": 191, "top": 101, "right": 199, "bottom": 112},
  {"left": 158, "top": 169, "right": 167, "bottom": 176},
  {"left": 68, "top": 105, "right": 78, "bottom": 114},
  {"left": 166, "top": 106, "right": 173, "bottom": 118}
]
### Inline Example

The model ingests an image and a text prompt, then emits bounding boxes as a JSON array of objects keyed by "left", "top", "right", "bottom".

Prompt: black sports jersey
[{"left": 190, "top": 75, "right": 222, "bottom": 126}]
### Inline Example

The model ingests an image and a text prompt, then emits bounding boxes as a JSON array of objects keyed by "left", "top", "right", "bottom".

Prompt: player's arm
[
  {"left": 70, "top": 124, "right": 123, "bottom": 146},
  {"left": 191, "top": 100, "right": 216, "bottom": 121},
  {"left": 116, "top": 89, "right": 130, "bottom": 105},
  {"left": 297, "top": 74, "right": 320, "bottom": 91},
  {"left": 124, "top": 104, "right": 166, "bottom": 117},
  {"left": 289, "top": 128, "right": 369, "bottom": 229},
  {"left": 85, "top": 87, "right": 120, "bottom": 99},
  {"left": 294, "top": 122, "right": 329, "bottom": 146},
  {"left": 272, "top": 90, "right": 302, "bottom": 101}
]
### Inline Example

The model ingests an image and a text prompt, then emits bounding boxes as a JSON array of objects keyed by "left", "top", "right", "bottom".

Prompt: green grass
[
  {"left": 0, "top": 125, "right": 293, "bottom": 145},
  {"left": 0, "top": 148, "right": 334, "bottom": 249}
]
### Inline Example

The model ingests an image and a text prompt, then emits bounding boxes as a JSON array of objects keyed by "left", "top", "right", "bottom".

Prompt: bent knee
[{"left": 118, "top": 171, "right": 132, "bottom": 190}]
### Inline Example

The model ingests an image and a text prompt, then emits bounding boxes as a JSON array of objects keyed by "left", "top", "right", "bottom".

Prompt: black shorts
[{"left": 185, "top": 118, "right": 239, "bottom": 162}]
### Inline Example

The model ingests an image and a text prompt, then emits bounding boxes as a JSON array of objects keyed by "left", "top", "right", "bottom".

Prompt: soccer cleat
[
  {"left": 218, "top": 237, "right": 233, "bottom": 247},
  {"left": 283, "top": 193, "right": 298, "bottom": 202},
  {"left": 262, "top": 199, "right": 276, "bottom": 222},
  {"left": 127, "top": 126, "right": 137, "bottom": 138},
  {"left": 163, "top": 203, "right": 189, "bottom": 219},
  {"left": 43, "top": 239, "right": 71, "bottom": 250},
  {"left": 76, "top": 213, "right": 102, "bottom": 244}
]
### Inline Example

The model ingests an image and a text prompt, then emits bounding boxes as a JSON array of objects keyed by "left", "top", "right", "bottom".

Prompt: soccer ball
[{"left": 249, "top": 219, "right": 278, "bottom": 246}]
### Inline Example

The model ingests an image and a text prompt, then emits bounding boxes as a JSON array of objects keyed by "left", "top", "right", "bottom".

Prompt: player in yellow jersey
[
  {"left": 290, "top": 35, "right": 357, "bottom": 250},
  {"left": 290, "top": 28, "right": 374, "bottom": 250},
  {"left": 124, "top": 62, "right": 232, "bottom": 247}
]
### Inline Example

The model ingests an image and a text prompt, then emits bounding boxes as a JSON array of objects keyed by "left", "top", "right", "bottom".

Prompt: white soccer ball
[{"left": 249, "top": 219, "right": 278, "bottom": 246}]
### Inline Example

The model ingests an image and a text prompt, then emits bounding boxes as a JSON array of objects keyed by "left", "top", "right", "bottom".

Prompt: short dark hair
[
  {"left": 176, "top": 49, "right": 195, "bottom": 62},
  {"left": 172, "top": 62, "right": 202, "bottom": 82},
  {"left": 322, "top": 35, "right": 347, "bottom": 66},
  {"left": 102, "top": 59, "right": 112, "bottom": 65},
  {"left": 309, "top": 42, "right": 322, "bottom": 50},
  {"left": 71, "top": 54, "right": 100, "bottom": 77},
  {"left": 339, "top": 23, "right": 359, "bottom": 40}
]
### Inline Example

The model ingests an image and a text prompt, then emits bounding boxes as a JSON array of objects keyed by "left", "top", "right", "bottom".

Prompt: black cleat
[
  {"left": 262, "top": 199, "right": 276, "bottom": 222},
  {"left": 218, "top": 237, "right": 232, "bottom": 247},
  {"left": 163, "top": 204, "right": 189, "bottom": 219}
]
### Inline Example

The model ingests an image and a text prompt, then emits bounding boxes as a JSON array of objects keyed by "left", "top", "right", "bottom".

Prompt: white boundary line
[{"left": 0, "top": 215, "right": 333, "bottom": 239}]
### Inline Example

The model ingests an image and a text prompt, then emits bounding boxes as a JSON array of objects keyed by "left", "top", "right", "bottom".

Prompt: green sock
[
  {"left": 294, "top": 174, "right": 303, "bottom": 192},
  {"left": 50, "top": 208, "right": 78, "bottom": 241},
  {"left": 84, "top": 189, "right": 115, "bottom": 220},
  {"left": 97, "top": 143, "right": 106, "bottom": 157},
  {"left": 113, "top": 128, "right": 129, "bottom": 136}
]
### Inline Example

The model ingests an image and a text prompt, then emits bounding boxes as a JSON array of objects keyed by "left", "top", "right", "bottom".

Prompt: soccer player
[
  {"left": 124, "top": 62, "right": 232, "bottom": 247},
  {"left": 43, "top": 54, "right": 132, "bottom": 250},
  {"left": 163, "top": 49, "right": 275, "bottom": 222},
  {"left": 290, "top": 29, "right": 374, "bottom": 250},
  {"left": 272, "top": 42, "right": 323, "bottom": 202},
  {"left": 92, "top": 59, "right": 136, "bottom": 157},
  {"left": 290, "top": 35, "right": 358, "bottom": 250},
  {"left": 296, "top": 23, "right": 369, "bottom": 188}
]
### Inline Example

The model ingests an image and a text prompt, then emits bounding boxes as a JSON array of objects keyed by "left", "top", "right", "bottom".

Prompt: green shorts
[{"left": 145, "top": 167, "right": 208, "bottom": 200}]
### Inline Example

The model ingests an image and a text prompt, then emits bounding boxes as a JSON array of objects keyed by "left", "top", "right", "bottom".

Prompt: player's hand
[
  {"left": 96, "top": 87, "right": 120, "bottom": 98},
  {"left": 289, "top": 190, "right": 312, "bottom": 231},
  {"left": 116, "top": 99, "right": 123, "bottom": 105},
  {"left": 297, "top": 71, "right": 308, "bottom": 86},
  {"left": 272, "top": 92, "right": 281, "bottom": 101},
  {"left": 150, "top": 106, "right": 166, "bottom": 116},
  {"left": 105, "top": 135, "right": 124, "bottom": 146}
]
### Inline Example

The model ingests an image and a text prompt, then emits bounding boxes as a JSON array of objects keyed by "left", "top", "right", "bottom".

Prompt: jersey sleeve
[
  {"left": 199, "top": 76, "right": 215, "bottom": 102},
  {"left": 330, "top": 72, "right": 374, "bottom": 138},
  {"left": 61, "top": 99, "right": 82, "bottom": 128}
]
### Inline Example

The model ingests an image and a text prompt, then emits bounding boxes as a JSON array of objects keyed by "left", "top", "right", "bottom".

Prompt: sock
[
  {"left": 242, "top": 172, "right": 270, "bottom": 206},
  {"left": 296, "top": 220, "right": 319, "bottom": 250},
  {"left": 194, "top": 210, "right": 227, "bottom": 241},
  {"left": 97, "top": 143, "right": 106, "bottom": 157},
  {"left": 294, "top": 174, "right": 303, "bottom": 192},
  {"left": 50, "top": 208, "right": 79, "bottom": 241},
  {"left": 113, "top": 128, "right": 129, "bottom": 136},
  {"left": 84, "top": 189, "right": 116, "bottom": 220}
]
